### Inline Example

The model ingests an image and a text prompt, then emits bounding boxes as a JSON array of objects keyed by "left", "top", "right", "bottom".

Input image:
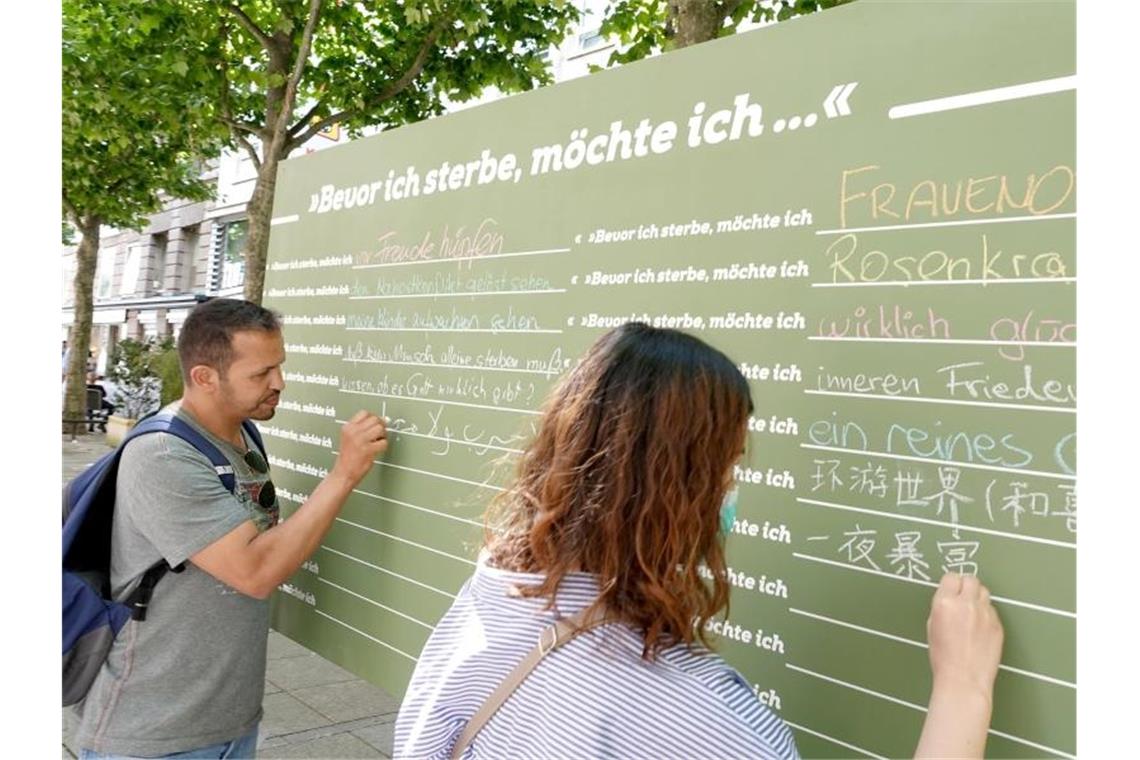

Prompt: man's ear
[{"left": 188, "top": 364, "right": 220, "bottom": 392}]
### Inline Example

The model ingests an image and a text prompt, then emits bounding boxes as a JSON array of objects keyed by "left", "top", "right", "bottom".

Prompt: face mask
[{"left": 719, "top": 487, "right": 739, "bottom": 535}]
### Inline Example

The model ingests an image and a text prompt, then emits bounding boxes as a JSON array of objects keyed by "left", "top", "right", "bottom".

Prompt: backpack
[{"left": 62, "top": 412, "right": 266, "bottom": 707}]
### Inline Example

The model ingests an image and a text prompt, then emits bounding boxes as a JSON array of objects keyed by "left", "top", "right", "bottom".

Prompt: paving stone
[
  {"left": 260, "top": 692, "right": 333, "bottom": 740},
  {"left": 259, "top": 732, "right": 383, "bottom": 759},
  {"left": 351, "top": 717, "right": 397, "bottom": 756},
  {"left": 264, "top": 678, "right": 283, "bottom": 695},
  {"left": 265, "top": 653, "right": 358, "bottom": 691},
  {"left": 267, "top": 630, "right": 313, "bottom": 660},
  {"left": 291, "top": 680, "right": 401, "bottom": 724}
]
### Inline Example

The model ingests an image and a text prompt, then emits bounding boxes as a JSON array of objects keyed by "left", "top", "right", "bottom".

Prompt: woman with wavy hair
[{"left": 395, "top": 323, "right": 1002, "bottom": 759}]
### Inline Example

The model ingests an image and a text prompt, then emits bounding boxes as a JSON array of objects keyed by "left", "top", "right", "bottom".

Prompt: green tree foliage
[
  {"left": 599, "top": 0, "right": 857, "bottom": 64},
  {"left": 105, "top": 338, "right": 164, "bottom": 420},
  {"left": 62, "top": 0, "right": 226, "bottom": 426},
  {"left": 188, "top": 0, "right": 581, "bottom": 304},
  {"left": 154, "top": 337, "right": 185, "bottom": 408}
]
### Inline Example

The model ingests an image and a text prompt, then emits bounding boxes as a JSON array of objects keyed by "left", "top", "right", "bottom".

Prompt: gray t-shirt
[{"left": 73, "top": 406, "right": 279, "bottom": 756}]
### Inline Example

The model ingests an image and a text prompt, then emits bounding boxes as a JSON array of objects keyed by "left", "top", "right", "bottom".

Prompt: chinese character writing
[
  {"left": 838, "top": 524, "right": 881, "bottom": 570},
  {"left": 849, "top": 462, "right": 888, "bottom": 498},
  {"left": 886, "top": 531, "right": 931, "bottom": 581},
  {"left": 938, "top": 540, "right": 980, "bottom": 576},
  {"left": 922, "top": 467, "right": 973, "bottom": 538},
  {"left": 1000, "top": 481, "right": 1049, "bottom": 528},
  {"left": 894, "top": 469, "right": 927, "bottom": 509},
  {"left": 1053, "top": 484, "right": 1076, "bottom": 534},
  {"left": 811, "top": 459, "right": 844, "bottom": 493}
]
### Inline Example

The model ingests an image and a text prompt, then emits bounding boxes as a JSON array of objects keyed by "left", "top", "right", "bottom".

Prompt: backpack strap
[
  {"left": 119, "top": 413, "right": 265, "bottom": 617},
  {"left": 128, "top": 413, "right": 240, "bottom": 492},
  {"left": 449, "top": 605, "right": 612, "bottom": 760}
]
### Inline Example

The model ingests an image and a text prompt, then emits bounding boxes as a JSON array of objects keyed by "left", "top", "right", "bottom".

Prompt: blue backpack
[{"left": 62, "top": 413, "right": 266, "bottom": 706}]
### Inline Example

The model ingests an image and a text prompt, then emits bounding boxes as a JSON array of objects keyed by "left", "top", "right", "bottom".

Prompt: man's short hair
[{"left": 178, "top": 298, "right": 282, "bottom": 383}]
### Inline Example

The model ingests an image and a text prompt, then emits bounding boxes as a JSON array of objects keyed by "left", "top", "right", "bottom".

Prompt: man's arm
[
  {"left": 914, "top": 573, "right": 1004, "bottom": 759},
  {"left": 189, "top": 411, "right": 388, "bottom": 599}
]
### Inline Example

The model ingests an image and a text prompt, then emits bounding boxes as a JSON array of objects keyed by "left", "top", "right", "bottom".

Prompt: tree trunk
[
  {"left": 242, "top": 153, "right": 282, "bottom": 305},
  {"left": 64, "top": 215, "right": 101, "bottom": 435},
  {"left": 670, "top": 0, "right": 733, "bottom": 49}
]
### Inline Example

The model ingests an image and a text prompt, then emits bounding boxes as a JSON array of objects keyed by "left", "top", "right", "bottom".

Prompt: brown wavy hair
[{"left": 484, "top": 322, "right": 753, "bottom": 659}]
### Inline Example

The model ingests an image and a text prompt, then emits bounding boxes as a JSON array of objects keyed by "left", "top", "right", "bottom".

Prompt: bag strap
[
  {"left": 128, "top": 413, "right": 254, "bottom": 493},
  {"left": 118, "top": 413, "right": 263, "bottom": 617},
  {"left": 122, "top": 560, "right": 184, "bottom": 621},
  {"left": 450, "top": 605, "right": 611, "bottom": 760}
]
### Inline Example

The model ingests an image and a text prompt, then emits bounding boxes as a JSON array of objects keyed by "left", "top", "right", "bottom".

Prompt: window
[
  {"left": 221, "top": 220, "right": 248, "bottom": 290},
  {"left": 181, "top": 226, "right": 200, "bottom": 291},
  {"left": 119, "top": 244, "right": 144, "bottom": 296},
  {"left": 151, "top": 233, "right": 169, "bottom": 292},
  {"left": 95, "top": 247, "right": 116, "bottom": 299}
]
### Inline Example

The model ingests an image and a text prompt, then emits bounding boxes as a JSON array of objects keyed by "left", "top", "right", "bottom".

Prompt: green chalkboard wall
[{"left": 262, "top": 2, "right": 1076, "bottom": 756}]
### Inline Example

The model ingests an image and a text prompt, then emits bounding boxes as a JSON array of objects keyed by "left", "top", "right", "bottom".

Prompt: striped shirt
[{"left": 395, "top": 558, "right": 798, "bottom": 759}]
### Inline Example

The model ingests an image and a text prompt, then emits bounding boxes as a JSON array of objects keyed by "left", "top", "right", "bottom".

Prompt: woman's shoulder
[{"left": 650, "top": 643, "right": 799, "bottom": 758}]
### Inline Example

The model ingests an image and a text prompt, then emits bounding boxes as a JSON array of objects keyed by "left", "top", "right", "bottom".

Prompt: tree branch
[
  {"left": 723, "top": 0, "right": 746, "bottom": 21},
  {"left": 220, "top": 115, "right": 262, "bottom": 135},
  {"left": 218, "top": 18, "right": 263, "bottom": 170},
  {"left": 223, "top": 4, "right": 276, "bottom": 54},
  {"left": 234, "top": 130, "right": 263, "bottom": 172},
  {"left": 62, "top": 193, "right": 81, "bottom": 228},
  {"left": 286, "top": 13, "right": 446, "bottom": 152},
  {"left": 273, "top": 0, "right": 323, "bottom": 141},
  {"left": 289, "top": 98, "right": 325, "bottom": 138}
]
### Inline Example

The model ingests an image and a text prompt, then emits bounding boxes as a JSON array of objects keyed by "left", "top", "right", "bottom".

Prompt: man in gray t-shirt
[{"left": 73, "top": 299, "right": 389, "bottom": 758}]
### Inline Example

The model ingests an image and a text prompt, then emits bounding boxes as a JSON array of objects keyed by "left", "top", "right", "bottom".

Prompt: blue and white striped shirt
[{"left": 395, "top": 558, "right": 798, "bottom": 759}]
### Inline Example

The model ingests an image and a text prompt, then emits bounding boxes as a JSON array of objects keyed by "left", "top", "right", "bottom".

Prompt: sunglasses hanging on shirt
[{"left": 243, "top": 449, "right": 277, "bottom": 510}]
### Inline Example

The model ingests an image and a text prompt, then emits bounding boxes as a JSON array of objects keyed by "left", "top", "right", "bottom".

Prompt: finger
[
  {"left": 348, "top": 409, "right": 370, "bottom": 424},
  {"left": 960, "top": 574, "right": 981, "bottom": 598},
  {"left": 356, "top": 418, "right": 386, "bottom": 438},
  {"left": 937, "top": 572, "right": 963, "bottom": 596}
]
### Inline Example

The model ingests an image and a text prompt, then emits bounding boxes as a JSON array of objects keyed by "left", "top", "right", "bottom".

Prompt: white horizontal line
[
  {"left": 788, "top": 607, "right": 1075, "bottom": 689},
  {"left": 786, "top": 662, "right": 926, "bottom": 711},
  {"left": 350, "top": 486, "right": 485, "bottom": 528},
  {"left": 888, "top": 75, "right": 1077, "bottom": 120},
  {"left": 986, "top": 728, "right": 1075, "bottom": 759},
  {"left": 349, "top": 289, "right": 566, "bottom": 301},
  {"left": 796, "top": 497, "right": 1076, "bottom": 549},
  {"left": 809, "top": 336, "right": 1075, "bottom": 347},
  {"left": 352, "top": 456, "right": 506, "bottom": 492},
  {"left": 270, "top": 214, "right": 300, "bottom": 226},
  {"left": 782, "top": 720, "right": 885, "bottom": 760},
  {"left": 390, "top": 428, "right": 524, "bottom": 454},
  {"left": 318, "top": 546, "right": 456, "bottom": 599},
  {"left": 317, "top": 577, "right": 436, "bottom": 630},
  {"left": 339, "top": 387, "right": 542, "bottom": 416},
  {"left": 791, "top": 552, "right": 1075, "bottom": 619},
  {"left": 351, "top": 248, "right": 570, "bottom": 269},
  {"left": 313, "top": 609, "right": 418, "bottom": 662},
  {"left": 812, "top": 277, "right": 1076, "bottom": 288},
  {"left": 341, "top": 357, "right": 559, "bottom": 377},
  {"left": 804, "top": 389, "right": 1075, "bottom": 414},
  {"left": 335, "top": 516, "right": 477, "bottom": 566},
  {"left": 335, "top": 417, "right": 524, "bottom": 456},
  {"left": 791, "top": 607, "right": 925, "bottom": 649},
  {"left": 345, "top": 327, "right": 563, "bottom": 334},
  {"left": 800, "top": 443, "right": 1076, "bottom": 480},
  {"left": 785, "top": 663, "right": 1074, "bottom": 758},
  {"left": 815, "top": 212, "right": 1076, "bottom": 236}
]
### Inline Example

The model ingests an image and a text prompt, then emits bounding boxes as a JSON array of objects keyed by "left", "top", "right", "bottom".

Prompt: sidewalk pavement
[{"left": 62, "top": 433, "right": 402, "bottom": 759}]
